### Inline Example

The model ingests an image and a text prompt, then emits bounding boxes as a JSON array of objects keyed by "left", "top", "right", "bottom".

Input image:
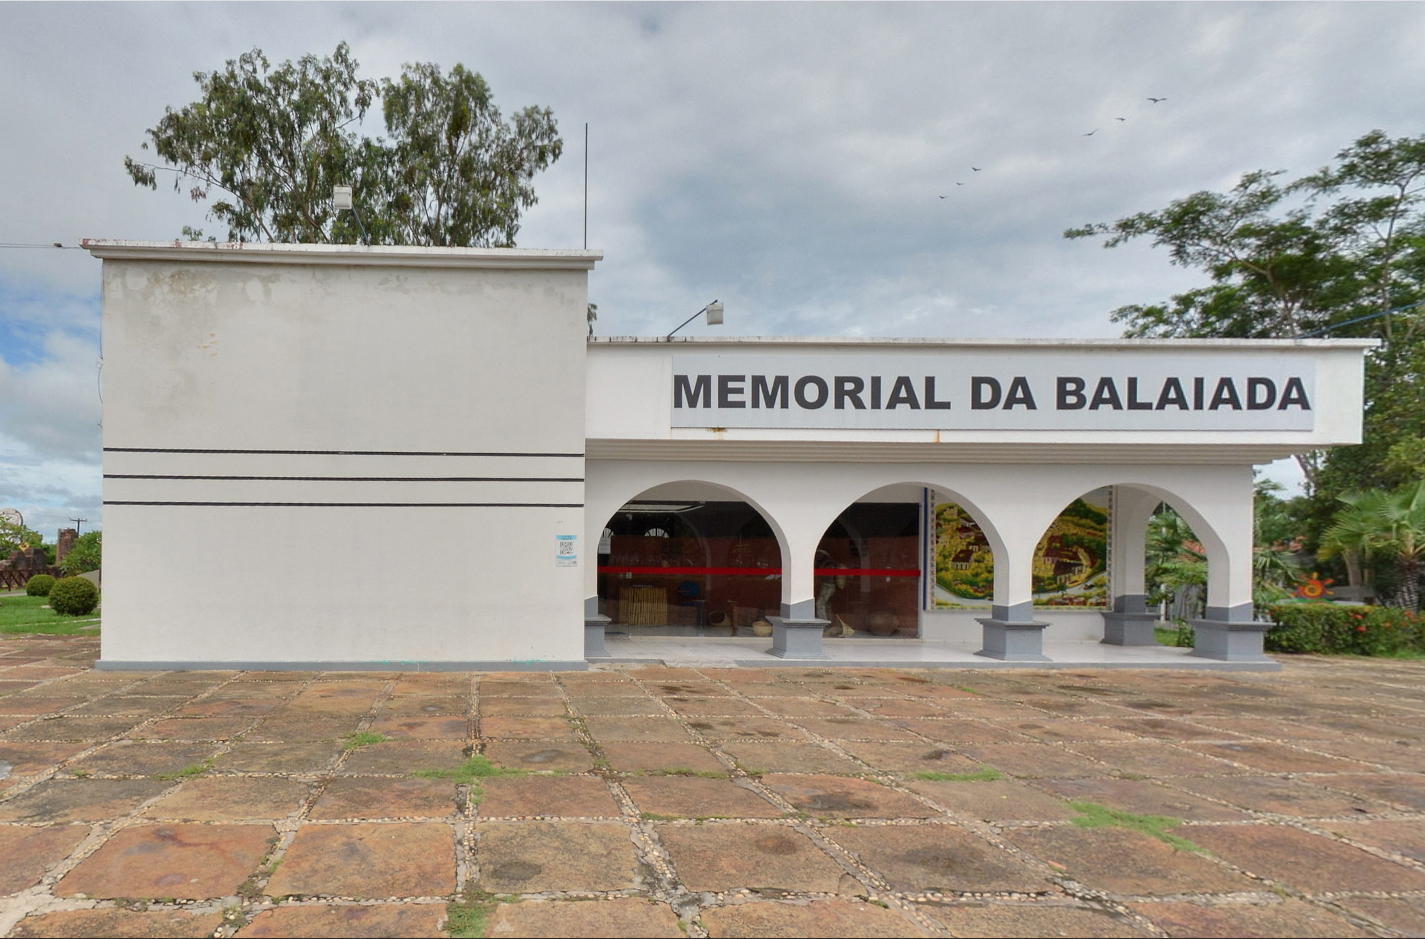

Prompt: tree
[
  {"left": 59, "top": 531, "right": 101, "bottom": 577},
  {"left": 0, "top": 520, "right": 49, "bottom": 563},
  {"left": 1065, "top": 130, "right": 1425, "bottom": 502},
  {"left": 125, "top": 44, "right": 562, "bottom": 247},
  {"left": 1320, "top": 481, "right": 1425, "bottom": 609}
]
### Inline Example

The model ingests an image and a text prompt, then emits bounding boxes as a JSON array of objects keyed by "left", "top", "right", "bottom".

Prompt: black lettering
[
  {"left": 1209, "top": 377, "right": 1242, "bottom": 410},
  {"left": 752, "top": 375, "right": 789, "bottom": 409},
  {"left": 924, "top": 376, "right": 952, "bottom": 410},
  {"left": 834, "top": 376, "right": 866, "bottom": 410},
  {"left": 886, "top": 376, "right": 921, "bottom": 409},
  {"left": 674, "top": 374, "right": 712, "bottom": 409},
  {"left": 971, "top": 376, "right": 1001, "bottom": 409},
  {"left": 1193, "top": 376, "right": 1205, "bottom": 410},
  {"left": 1246, "top": 377, "right": 1276, "bottom": 410},
  {"left": 1089, "top": 377, "right": 1123, "bottom": 410},
  {"left": 718, "top": 374, "right": 746, "bottom": 409},
  {"left": 1127, "top": 377, "right": 1153, "bottom": 410},
  {"left": 1156, "top": 377, "right": 1189, "bottom": 410},
  {"left": 1004, "top": 376, "right": 1037, "bottom": 409},
  {"left": 870, "top": 375, "right": 882, "bottom": 409},
  {"left": 794, "top": 375, "right": 829, "bottom": 409},
  {"left": 1057, "top": 376, "right": 1087, "bottom": 409},
  {"left": 1278, "top": 376, "right": 1312, "bottom": 410}
]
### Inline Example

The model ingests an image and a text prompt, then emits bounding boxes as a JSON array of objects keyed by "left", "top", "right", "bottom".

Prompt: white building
[{"left": 84, "top": 241, "right": 1370, "bottom": 670}]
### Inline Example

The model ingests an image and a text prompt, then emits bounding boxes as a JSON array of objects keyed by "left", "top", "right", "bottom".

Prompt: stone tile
[
  {"left": 651, "top": 681, "right": 734, "bottom": 697},
  {"left": 1188, "top": 823, "right": 1425, "bottom": 893},
  {"left": 298, "top": 680, "right": 388, "bottom": 698},
  {"left": 0, "top": 824, "right": 88, "bottom": 893},
  {"left": 1004, "top": 826, "right": 1258, "bottom": 895},
  {"left": 920, "top": 902, "right": 1149, "bottom": 937},
  {"left": 624, "top": 776, "right": 784, "bottom": 818},
  {"left": 1311, "top": 773, "right": 1425, "bottom": 811},
  {"left": 10, "top": 909, "right": 226, "bottom": 938},
  {"left": 659, "top": 822, "right": 853, "bottom": 892},
  {"left": 339, "top": 740, "right": 468, "bottom": 775},
  {"left": 367, "top": 716, "right": 470, "bottom": 740},
  {"left": 309, "top": 777, "right": 457, "bottom": 819},
  {"left": 476, "top": 820, "right": 639, "bottom": 892},
  {"left": 1087, "top": 718, "right": 1239, "bottom": 742},
  {"left": 1321, "top": 818, "right": 1425, "bottom": 862},
  {"left": 907, "top": 778, "right": 1080, "bottom": 823},
  {"left": 1185, "top": 717, "right": 1344, "bottom": 740},
  {"left": 720, "top": 742, "right": 865, "bottom": 776},
  {"left": 391, "top": 677, "right": 470, "bottom": 696},
  {"left": 832, "top": 823, "right": 1050, "bottom": 893},
  {"left": 68, "top": 741, "right": 217, "bottom": 777},
  {"left": 0, "top": 741, "right": 88, "bottom": 775},
  {"left": 955, "top": 743, "right": 1112, "bottom": 779},
  {"left": 666, "top": 697, "right": 767, "bottom": 717},
  {"left": 484, "top": 898, "right": 683, "bottom": 938},
  {"left": 684, "top": 717, "right": 807, "bottom": 742},
  {"left": 1333, "top": 897, "right": 1425, "bottom": 937},
  {"left": 478, "top": 775, "right": 621, "bottom": 817},
  {"left": 1182, "top": 740, "right": 1372, "bottom": 774},
  {"left": 147, "top": 777, "right": 311, "bottom": 821},
  {"left": 760, "top": 774, "right": 938, "bottom": 818},
  {"left": 134, "top": 717, "right": 255, "bottom": 741},
  {"left": 585, "top": 716, "right": 695, "bottom": 742},
  {"left": 1172, "top": 775, "right": 1391, "bottom": 817},
  {"left": 837, "top": 741, "right": 982, "bottom": 774},
  {"left": 793, "top": 717, "right": 920, "bottom": 741},
  {"left": 237, "top": 903, "right": 447, "bottom": 938},
  {"left": 754, "top": 697, "right": 866, "bottom": 719},
  {"left": 483, "top": 741, "right": 595, "bottom": 773},
  {"left": 602, "top": 741, "right": 727, "bottom": 775},
  {"left": 1059, "top": 742, "right": 1240, "bottom": 778},
  {"left": 852, "top": 699, "right": 949, "bottom": 719},
  {"left": 217, "top": 741, "right": 344, "bottom": 774},
  {"left": 1298, "top": 737, "right": 1425, "bottom": 772},
  {"left": 570, "top": 696, "right": 664, "bottom": 716},
  {"left": 66, "top": 696, "right": 187, "bottom": 717},
  {"left": 246, "top": 716, "right": 361, "bottom": 742},
  {"left": 1035, "top": 778, "right": 1249, "bottom": 822},
  {"left": 480, "top": 680, "right": 560, "bottom": 695},
  {"left": 57, "top": 822, "right": 274, "bottom": 899},
  {"left": 171, "top": 697, "right": 286, "bottom": 718},
  {"left": 624, "top": 667, "right": 707, "bottom": 681},
  {"left": 267, "top": 822, "right": 455, "bottom": 898},
  {"left": 893, "top": 719, "right": 1031, "bottom": 745},
  {"left": 1008, "top": 720, "right": 1140, "bottom": 743},
  {"left": 5, "top": 716, "right": 143, "bottom": 741},
  {"left": 699, "top": 668, "right": 782, "bottom": 683},
  {"left": 1130, "top": 899, "right": 1374, "bottom": 938},
  {"left": 477, "top": 696, "right": 565, "bottom": 717},
  {"left": 479, "top": 716, "right": 577, "bottom": 739},
  {"left": 0, "top": 778, "right": 169, "bottom": 822},
  {"left": 563, "top": 680, "right": 647, "bottom": 697},
  {"left": 699, "top": 898, "right": 928, "bottom": 938}
]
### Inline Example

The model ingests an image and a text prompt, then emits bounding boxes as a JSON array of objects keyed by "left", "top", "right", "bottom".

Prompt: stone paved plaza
[{"left": 1, "top": 636, "right": 1424, "bottom": 937}]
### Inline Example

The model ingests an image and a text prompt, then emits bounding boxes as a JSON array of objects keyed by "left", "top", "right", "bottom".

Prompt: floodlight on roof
[{"left": 667, "top": 300, "right": 725, "bottom": 339}]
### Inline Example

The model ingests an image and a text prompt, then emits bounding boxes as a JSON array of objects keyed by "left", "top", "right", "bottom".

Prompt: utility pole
[{"left": 69, "top": 518, "right": 87, "bottom": 535}]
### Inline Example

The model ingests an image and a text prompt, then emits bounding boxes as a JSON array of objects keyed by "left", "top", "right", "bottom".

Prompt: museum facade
[{"left": 83, "top": 241, "right": 1371, "bottom": 670}]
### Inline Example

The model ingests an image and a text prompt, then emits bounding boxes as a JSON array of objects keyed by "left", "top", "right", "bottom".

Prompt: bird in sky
[
  {"left": 1115, "top": 117, "right": 1127, "bottom": 122},
  {"left": 971, "top": 166, "right": 982, "bottom": 172},
  {"left": 955, "top": 182, "right": 964, "bottom": 186},
  {"left": 1147, "top": 96, "right": 1167, "bottom": 103},
  {"left": 1083, "top": 129, "right": 1098, "bottom": 136},
  {"left": 939, "top": 195, "right": 947, "bottom": 199}
]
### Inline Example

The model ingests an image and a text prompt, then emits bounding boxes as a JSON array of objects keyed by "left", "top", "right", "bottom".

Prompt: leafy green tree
[
  {"left": 0, "top": 521, "right": 49, "bottom": 562},
  {"left": 59, "top": 531, "right": 101, "bottom": 577},
  {"left": 1320, "top": 481, "right": 1425, "bottom": 609},
  {"left": 126, "top": 44, "right": 562, "bottom": 248}
]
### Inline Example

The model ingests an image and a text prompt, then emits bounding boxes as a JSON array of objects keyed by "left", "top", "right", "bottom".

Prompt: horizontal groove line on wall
[
  {"left": 104, "top": 447, "right": 584, "bottom": 458},
  {"left": 104, "top": 475, "right": 585, "bottom": 482},
  {"left": 104, "top": 501, "right": 585, "bottom": 508}
]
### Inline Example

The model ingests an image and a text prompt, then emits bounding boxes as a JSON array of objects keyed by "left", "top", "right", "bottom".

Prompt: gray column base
[
  {"left": 1101, "top": 611, "right": 1160, "bottom": 646},
  {"left": 975, "top": 618, "right": 1050, "bottom": 661},
  {"left": 585, "top": 615, "right": 611, "bottom": 659},
  {"left": 767, "top": 616, "right": 830, "bottom": 659},
  {"left": 1189, "top": 619, "right": 1272, "bottom": 661}
]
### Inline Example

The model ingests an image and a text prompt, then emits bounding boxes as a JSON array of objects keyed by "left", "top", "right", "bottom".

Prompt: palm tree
[{"left": 1321, "top": 481, "right": 1425, "bottom": 610}]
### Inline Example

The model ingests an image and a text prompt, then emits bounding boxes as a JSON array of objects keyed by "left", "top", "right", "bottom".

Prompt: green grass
[
  {"left": 643, "top": 768, "right": 729, "bottom": 778},
  {"left": 445, "top": 887, "right": 504, "bottom": 938},
  {"left": 1068, "top": 800, "right": 1204, "bottom": 853},
  {"left": 341, "top": 731, "right": 389, "bottom": 750},
  {"left": 0, "top": 595, "right": 100, "bottom": 635},
  {"left": 158, "top": 759, "right": 214, "bottom": 781},
  {"left": 910, "top": 767, "right": 1003, "bottom": 782},
  {"left": 412, "top": 754, "right": 527, "bottom": 785}
]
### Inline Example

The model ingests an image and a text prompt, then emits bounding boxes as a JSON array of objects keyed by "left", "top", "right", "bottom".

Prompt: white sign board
[
  {"left": 556, "top": 534, "right": 578, "bottom": 568},
  {"left": 670, "top": 354, "right": 1316, "bottom": 431}
]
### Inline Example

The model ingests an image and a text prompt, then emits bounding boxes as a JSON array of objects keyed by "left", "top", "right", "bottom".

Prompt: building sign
[
  {"left": 931, "top": 489, "right": 1111, "bottom": 611},
  {"left": 671, "top": 354, "right": 1315, "bottom": 430}
]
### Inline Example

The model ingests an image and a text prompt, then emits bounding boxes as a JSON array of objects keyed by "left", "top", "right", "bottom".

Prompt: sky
[{"left": 3, "top": 1, "right": 1423, "bottom": 536}]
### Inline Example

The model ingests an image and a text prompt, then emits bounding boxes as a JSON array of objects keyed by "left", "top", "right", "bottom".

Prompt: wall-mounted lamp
[
  {"left": 333, "top": 185, "right": 370, "bottom": 245},
  {"left": 666, "top": 300, "right": 724, "bottom": 339}
]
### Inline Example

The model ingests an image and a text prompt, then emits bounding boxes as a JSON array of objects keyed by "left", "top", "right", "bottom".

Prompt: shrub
[
  {"left": 47, "top": 577, "right": 99, "bottom": 616},
  {"left": 24, "top": 574, "right": 55, "bottom": 597},
  {"left": 59, "top": 531, "right": 101, "bottom": 577},
  {"left": 1266, "top": 603, "right": 1424, "bottom": 656}
]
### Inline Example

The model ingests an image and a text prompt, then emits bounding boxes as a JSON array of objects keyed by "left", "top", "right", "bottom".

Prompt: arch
[{"left": 592, "top": 479, "right": 787, "bottom": 635}]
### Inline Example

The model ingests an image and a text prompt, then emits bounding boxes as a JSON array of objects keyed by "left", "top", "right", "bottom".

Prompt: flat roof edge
[
  {"left": 587, "top": 335, "right": 1378, "bottom": 349},
  {"left": 82, "top": 239, "right": 603, "bottom": 270}
]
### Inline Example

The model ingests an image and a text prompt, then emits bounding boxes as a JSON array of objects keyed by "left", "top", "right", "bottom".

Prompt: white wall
[{"left": 94, "top": 243, "right": 598, "bottom": 668}]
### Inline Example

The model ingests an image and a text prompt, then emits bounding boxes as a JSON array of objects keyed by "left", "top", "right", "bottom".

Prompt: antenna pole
[{"left": 583, "top": 123, "right": 589, "bottom": 250}]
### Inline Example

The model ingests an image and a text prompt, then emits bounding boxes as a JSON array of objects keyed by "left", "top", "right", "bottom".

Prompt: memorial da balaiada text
[{"left": 84, "top": 241, "right": 1370, "bottom": 670}]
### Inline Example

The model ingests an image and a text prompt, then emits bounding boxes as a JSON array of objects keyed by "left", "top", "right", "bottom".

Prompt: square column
[
  {"left": 766, "top": 617, "right": 830, "bottom": 659},
  {"left": 1102, "top": 594, "right": 1159, "bottom": 646},
  {"left": 584, "top": 597, "right": 611, "bottom": 658},
  {"left": 976, "top": 602, "right": 1050, "bottom": 661}
]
